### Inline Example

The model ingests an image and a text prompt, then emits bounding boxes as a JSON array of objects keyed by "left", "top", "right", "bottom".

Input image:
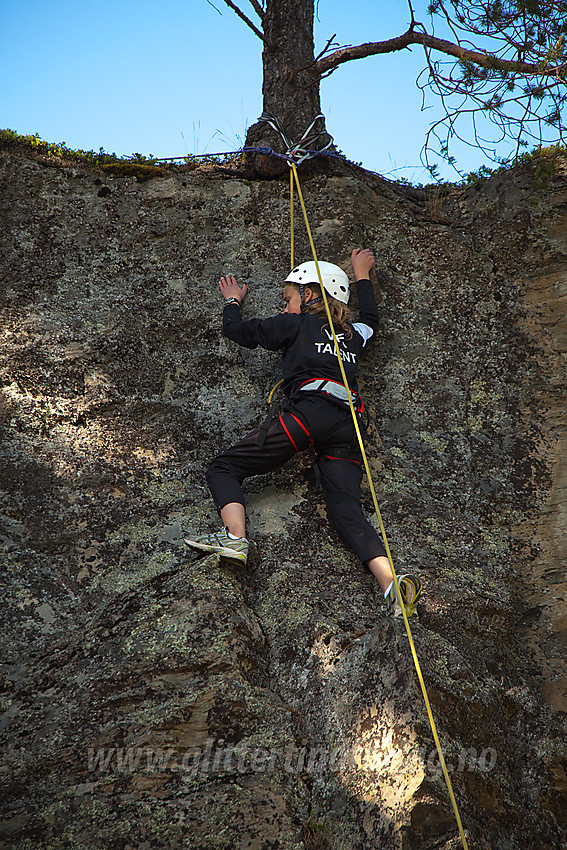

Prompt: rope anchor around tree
[{"left": 256, "top": 111, "right": 334, "bottom": 165}]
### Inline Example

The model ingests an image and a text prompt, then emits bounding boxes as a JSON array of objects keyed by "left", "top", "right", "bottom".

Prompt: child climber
[{"left": 185, "top": 248, "right": 421, "bottom": 617}]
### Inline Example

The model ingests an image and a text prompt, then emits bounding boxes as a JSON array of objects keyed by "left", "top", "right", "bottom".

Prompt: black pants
[{"left": 206, "top": 396, "right": 387, "bottom": 564}]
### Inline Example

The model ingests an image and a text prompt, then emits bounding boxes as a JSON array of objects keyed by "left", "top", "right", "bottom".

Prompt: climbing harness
[
  {"left": 283, "top": 153, "right": 469, "bottom": 850},
  {"left": 278, "top": 409, "right": 314, "bottom": 452},
  {"left": 258, "top": 377, "right": 365, "bottom": 445},
  {"left": 298, "top": 378, "right": 364, "bottom": 414}
]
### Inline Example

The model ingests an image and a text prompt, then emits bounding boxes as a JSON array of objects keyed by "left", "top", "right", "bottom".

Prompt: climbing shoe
[
  {"left": 384, "top": 574, "right": 422, "bottom": 619},
  {"left": 184, "top": 528, "right": 249, "bottom": 565}
]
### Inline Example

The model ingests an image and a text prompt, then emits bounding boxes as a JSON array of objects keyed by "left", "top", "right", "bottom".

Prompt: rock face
[{"left": 0, "top": 141, "right": 566, "bottom": 849}]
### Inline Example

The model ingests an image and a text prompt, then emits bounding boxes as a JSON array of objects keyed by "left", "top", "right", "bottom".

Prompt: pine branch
[
  {"left": 220, "top": 0, "right": 264, "bottom": 40},
  {"left": 314, "top": 33, "right": 339, "bottom": 63},
  {"left": 314, "top": 28, "right": 567, "bottom": 79},
  {"left": 247, "top": 0, "right": 265, "bottom": 21}
]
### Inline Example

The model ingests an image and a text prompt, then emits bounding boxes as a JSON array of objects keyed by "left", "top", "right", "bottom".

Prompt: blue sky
[{"left": 0, "top": 0, "right": 526, "bottom": 182}]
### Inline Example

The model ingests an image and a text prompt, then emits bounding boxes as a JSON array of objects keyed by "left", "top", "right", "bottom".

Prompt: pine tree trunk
[{"left": 245, "top": 0, "right": 327, "bottom": 177}]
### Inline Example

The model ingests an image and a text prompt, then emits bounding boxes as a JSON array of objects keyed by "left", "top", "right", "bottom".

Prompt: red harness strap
[
  {"left": 279, "top": 414, "right": 298, "bottom": 451},
  {"left": 322, "top": 454, "right": 362, "bottom": 465},
  {"left": 279, "top": 412, "right": 314, "bottom": 451},
  {"left": 288, "top": 412, "right": 314, "bottom": 446}
]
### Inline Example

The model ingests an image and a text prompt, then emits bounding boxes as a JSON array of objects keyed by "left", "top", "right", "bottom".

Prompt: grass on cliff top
[
  {"left": 1, "top": 127, "right": 565, "bottom": 187},
  {"left": 0, "top": 128, "right": 244, "bottom": 180}
]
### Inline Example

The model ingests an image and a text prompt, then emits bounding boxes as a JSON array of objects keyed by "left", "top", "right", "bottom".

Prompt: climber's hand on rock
[
  {"left": 351, "top": 248, "right": 375, "bottom": 281},
  {"left": 219, "top": 275, "right": 248, "bottom": 303}
]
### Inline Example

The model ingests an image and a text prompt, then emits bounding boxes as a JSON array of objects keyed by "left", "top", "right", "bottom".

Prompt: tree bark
[
  {"left": 235, "top": 0, "right": 567, "bottom": 178},
  {"left": 245, "top": 0, "right": 328, "bottom": 177}
]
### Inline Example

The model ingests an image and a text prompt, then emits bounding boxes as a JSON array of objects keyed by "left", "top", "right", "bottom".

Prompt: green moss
[
  {"left": 107, "top": 520, "right": 158, "bottom": 545},
  {"left": 418, "top": 432, "right": 448, "bottom": 452},
  {"left": 123, "top": 609, "right": 205, "bottom": 657},
  {"left": 0, "top": 545, "right": 24, "bottom": 575},
  {"left": 284, "top": 600, "right": 313, "bottom": 628},
  {"left": 145, "top": 477, "right": 185, "bottom": 507},
  {"left": 466, "top": 413, "right": 484, "bottom": 434},
  {"left": 302, "top": 808, "right": 332, "bottom": 850},
  {"left": 182, "top": 556, "right": 242, "bottom": 593},
  {"left": 42, "top": 799, "right": 70, "bottom": 825},
  {"left": 98, "top": 160, "right": 167, "bottom": 181},
  {"left": 461, "top": 142, "right": 567, "bottom": 186},
  {"left": 389, "top": 446, "right": 406, "bottom": 458},
  {"left": 94, "top": 550, "right": 177, "bottom": 594},
  {"left": 0, "top": 129, "right": 166, "bottom": 180},
  {"left": 11, "top": 842, "right": 92, "bottom": 850},
  {"left": 0, "top": 129, "right": 244, "bottom": 179},
  {"left": 118, "top": 562, "right": 245, "bottom": 660},
  {"left": 469, "top": 378, "right": 489, "bottom": 406}
]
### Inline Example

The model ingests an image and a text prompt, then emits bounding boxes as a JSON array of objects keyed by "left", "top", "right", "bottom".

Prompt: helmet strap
[{"left": 299, "top": 283, "right": 322, "bottom": 313}]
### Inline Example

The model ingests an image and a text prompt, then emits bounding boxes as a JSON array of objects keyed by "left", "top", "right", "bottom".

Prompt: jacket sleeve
[
  {"left": 222, "top": 304, "right": 300, "bottom": 351},
  {"left": 354, "top": 278, "right": 380, "bottom": 334}
]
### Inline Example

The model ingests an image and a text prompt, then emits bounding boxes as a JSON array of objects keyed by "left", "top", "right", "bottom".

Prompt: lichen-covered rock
[{"left": 0, "top": 141, "right": 565, "bottom": 849}]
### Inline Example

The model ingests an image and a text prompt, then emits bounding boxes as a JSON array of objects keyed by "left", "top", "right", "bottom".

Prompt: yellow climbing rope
[
  {"left": 290, "top": 167, "right": 295, "bottom": 269},
  {"left": 288, "top": 162, "right": 469, "bottom": 850}
]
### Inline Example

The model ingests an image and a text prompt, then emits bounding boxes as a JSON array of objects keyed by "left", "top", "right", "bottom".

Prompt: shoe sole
[
  {"left": 400, "top": 574, "right": 421, "bottom": 618},
  {"left": 385, "top": 574, "right": 422, "bottom": 619},
  {"left": 184, "top": 538, "right": 248, "bottom": 565}
]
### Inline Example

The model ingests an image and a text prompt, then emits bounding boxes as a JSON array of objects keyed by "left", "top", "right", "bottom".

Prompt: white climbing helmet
[{"left": 285, "top": 261, "right": 350, "bottom": 304}]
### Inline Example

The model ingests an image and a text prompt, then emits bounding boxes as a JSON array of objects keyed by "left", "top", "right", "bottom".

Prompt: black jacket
[{"left": 222, "top": 278, "right": 379, "bottom": 400}]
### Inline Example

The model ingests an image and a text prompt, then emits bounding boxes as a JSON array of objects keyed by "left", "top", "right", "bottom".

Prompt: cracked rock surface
[{"left": 0, "top": 141, "right": 566, "bottom": 849}]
